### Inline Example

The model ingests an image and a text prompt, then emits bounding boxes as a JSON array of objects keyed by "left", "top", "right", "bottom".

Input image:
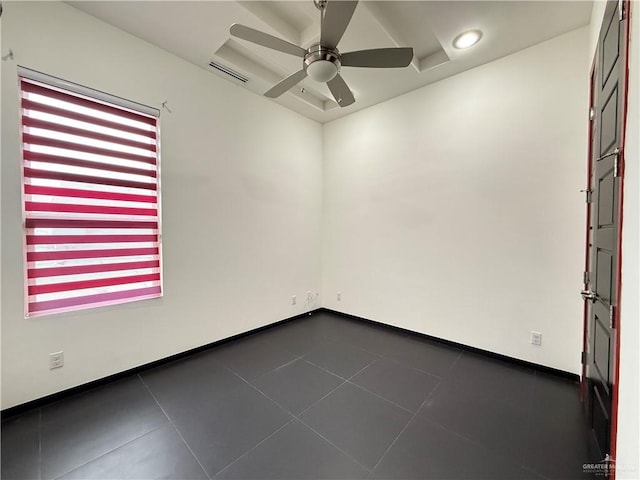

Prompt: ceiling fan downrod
[
  {"left": 313, "top": 0, "right": 327, "bottom": 12},
  {"left": 228, "top": 0, "right": 413, "bottom": 107}
]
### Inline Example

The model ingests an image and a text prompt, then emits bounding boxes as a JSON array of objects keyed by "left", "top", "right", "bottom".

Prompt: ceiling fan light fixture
[
  {"left": 307, "top": 59, "right": 339, "bottom": 82},
  {"left": 453, "top": 30, "right": 482, "bottom": 49},
  {"left": 229, "top": 0, "right": 414, "bottom": 107}
]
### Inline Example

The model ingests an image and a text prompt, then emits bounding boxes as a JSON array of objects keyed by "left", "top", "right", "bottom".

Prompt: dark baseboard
[
  {"left": 1, "top": 310, "right": 319, "bottom": 420},
  {"left": 3, "top": 306, "right": 579, "bottom": 419},
  {"left": 318, "top": 308, "right": 580, "bottom": 382}
]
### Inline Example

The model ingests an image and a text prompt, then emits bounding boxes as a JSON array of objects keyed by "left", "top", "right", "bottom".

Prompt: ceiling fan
[{"left": 229, "top": 0, "right": 413, "bottom": 107}]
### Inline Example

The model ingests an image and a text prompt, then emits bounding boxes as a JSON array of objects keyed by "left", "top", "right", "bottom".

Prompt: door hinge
[
  {"left": 609, "top": 305, "right": 615, "bottom": 329},
  {"left": 600, "top": 147, "right": 622, "bottom": 177},
  {"left": 581, "top": 351, "right": 588, "bottom": 364},
  {"left": 619, "top": 0, "right": 625, "bottom": 20},
  {"left": 580, "top": 189, "right": 593, "bottom": 203},
  {"left": 589, "top": 107, "right": 595, "bottom": 121},
  {"left": 583, "top": 271, "right": 590, "bottom": 284}
]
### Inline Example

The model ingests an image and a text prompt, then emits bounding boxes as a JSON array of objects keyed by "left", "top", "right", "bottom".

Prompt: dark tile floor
[{"left": 2, "top": 312, "right": 595, "bottom": 479}]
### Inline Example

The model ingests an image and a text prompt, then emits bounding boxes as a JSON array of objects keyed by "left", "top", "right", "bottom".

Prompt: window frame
[{"left": 19, "top": 67, "right": 163, "bottom": 317}]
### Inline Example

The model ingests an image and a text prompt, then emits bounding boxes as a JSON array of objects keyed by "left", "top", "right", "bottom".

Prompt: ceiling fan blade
[
  {"left": 327, "top": 74, "right": 355, "bottom": 107},
  {"left": 264, "top": 70, "right": 308, "bottom": 98},
  {"left": 320, "top": 0, "right": 358, "bottom": 50},
  {"left": 341, "top": 47, "right": 414, "bottom": 68},
  {"left": 230, "top": 23, "right": 306, "bottom": 58}
]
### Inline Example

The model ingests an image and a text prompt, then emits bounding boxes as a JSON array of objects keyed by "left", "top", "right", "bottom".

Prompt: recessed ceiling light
[{"left": 453, "top": 30, "right": 482, "bottom": 49}]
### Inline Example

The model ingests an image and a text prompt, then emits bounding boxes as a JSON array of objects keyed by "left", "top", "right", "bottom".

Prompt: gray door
[{"left": 583, "top": 0, "right": 628, "bottom": 461}]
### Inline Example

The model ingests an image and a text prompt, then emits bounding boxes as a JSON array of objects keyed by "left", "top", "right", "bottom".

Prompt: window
[{"left": 20, "top": 70, "right": 162, "bottom": 317}]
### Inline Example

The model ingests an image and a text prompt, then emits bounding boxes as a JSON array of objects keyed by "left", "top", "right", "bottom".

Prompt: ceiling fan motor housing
[
  {"left": 304, "top": 44, "right": 341, "bottom": 82},
  {"left": 229, "top": 1, "right": 412, "bottom": 106}
]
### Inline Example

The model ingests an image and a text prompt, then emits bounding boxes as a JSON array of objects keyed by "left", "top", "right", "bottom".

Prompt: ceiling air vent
[{"left": 208, "top": 61, "right": 249, "bottom": 84}]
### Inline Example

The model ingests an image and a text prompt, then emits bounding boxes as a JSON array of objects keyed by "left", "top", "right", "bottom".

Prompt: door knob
[{"left": 581, "top": 290, "right": 597, "bottom": 302}]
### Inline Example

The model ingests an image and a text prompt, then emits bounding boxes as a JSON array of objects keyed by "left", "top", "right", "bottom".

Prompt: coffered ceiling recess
[{"left": 69, "top": 1, "right": 592, "bottom": 123}]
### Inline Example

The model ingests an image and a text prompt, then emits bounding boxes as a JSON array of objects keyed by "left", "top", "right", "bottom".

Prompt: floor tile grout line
[
  {"left": 137, "top": 374, "right": 211, "bottom": 480},
  {"left": 340, "top": 330, "right": 464, "bottom": 369},
  {"left": 49, "top": 423, "right": 167, "bottom": 480},
  {"left": 237, "top": 355, "right": 377, "bottom": 421},
  {"left": 222, "top": 352, "right": 304, "bottom": 385},
  {"left": 301, "top": 356, "right": 372, "bottom": 382},
  {"left": 414, "top": 351, "right": 506, "bottom": 443},
  {"left": 227, "top": 369, "right": 299, "bottom": 419},
  {"left": 293, "top": 417, "right": 374, "bottom": 475},
  {"left": 372, "top": 348, "right": 457, "bottom": 380},
  {"left": 43, "top": 377, "right": 171, "bottom": 480},
  {"left": 304, "top": 336, "right": 385, "bottom": 361},
  {"left": 371, "top": 351, "right": 463, "bottom": 474},
  {"left": 345, "top": 380, "right": 415, "bottom": 415},
  {"left": 518, "top": 370, "right": 541, "bottom": 470},
  {"left": 417, "top": 412, "right": 529, "bottom": 468},
  {"left": 521, "top": 464, "right": 553, "bottom": 480},
  {"left": 296, "top": 360, "right": 378, "bottom": 417},
  {"left": 232, "top": 364, "right": 348, "bottom": 422},
  {"left": 299, "top": 358, "right": 350, "bottom": 381},
  {"left": 370, "top": 379, "right": 444, "bottom": 474},
  {"left": 209, "top": 371, "right": 302, "bottom": 476},
  {"left": 12, "top": 318, "right": 581, "bottom": 478},
  {"left": 266, "top": 355, "right": 304, "bottom": 374},
  {"left": 38, "top": 407, "right": 42, "bottom": 480},
  {"left": 443, "top": 351, "right": 538, "bottom": 412},
  {"left": 300, "top": 342, "right": 456, "bottom": 392},
  {"left": 365, "top": 354, "right": 445, "bottom": 380},
  {"left": 25, "top": 318, "right": 577, "bottom": 480},
  {"left": 212, "top": 419, "right": 296, "bottom": 478},
  {"left": 407, "top": 372, "right": 532, "bottom": 472},
  {"left": 294, "top": 378, "right": 348, "bottom": 417},
  {"left": 231, "top": 346, "right": 452, "bottom": 472},
  {"left": 280, "top": 334, "right": 335, "bottom": 358},
  {"left": 222, "top": 360, "right": 378, "bottom": 475},
  {"left": 317, "top": 317, "right": 560, "bottom": 473},
  {"left": 143, "top": 361, "right": 299, "bottom": 479},
  {"left": 427, "top": 409, "right": 501, "bottom": 447},
  {"left": 289, "top": 360, "right": 395, "bottom": 475}
]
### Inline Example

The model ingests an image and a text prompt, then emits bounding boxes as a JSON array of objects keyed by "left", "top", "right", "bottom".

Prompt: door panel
[
  {"left": 595, "top": 251, "right": 612, "bottom": 302},
  {"left": 584, "top": 0, "right": 627, "bottom": 462},
  {"left": 592, "top": 386, "right": 610, "bottom": 456},
  {"left": 601, "top": 11, "right": 620, "bottom": 86},
  {"left": 593, "top": 315, "right": 611, "bottom": 389},
  {"left": 600, "top": 86, "right": 618, "bottom": 154},
  {"left": 597, "top": 174, "right": 614, "bottom": 227}
]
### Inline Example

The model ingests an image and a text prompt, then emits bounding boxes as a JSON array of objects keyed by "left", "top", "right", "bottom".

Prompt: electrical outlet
[
  {"left": 49, "top": 351, "right": 64, "bottom": 370},
  {"left": 292, "top": 295, "right": 296, "bottom": 305},
  {"left": 530, "top": 331, "right": 542, "bottom": 346},
  {"left": 337, "top": 291, "right": 342, "bottom": 301}
]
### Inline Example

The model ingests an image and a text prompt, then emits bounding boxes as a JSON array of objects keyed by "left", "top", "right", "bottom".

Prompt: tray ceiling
[{"left": 68, "top": 1, "right": 592, "bottom": 123}]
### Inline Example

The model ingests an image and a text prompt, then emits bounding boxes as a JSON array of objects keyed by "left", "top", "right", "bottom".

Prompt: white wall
[
  {"left": 589, "top": 1, "right": 608, "bottom": 60},
  {"left": 322, "top": 27, "right": 590, "bottom": 374},
  {"left": 0, "top": 1, "right": 323, "bottom": 409}
]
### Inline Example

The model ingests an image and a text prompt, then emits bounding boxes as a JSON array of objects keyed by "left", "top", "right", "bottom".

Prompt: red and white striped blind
[{"left": 21, "top": 77, "right": 162, "bottom": 316}]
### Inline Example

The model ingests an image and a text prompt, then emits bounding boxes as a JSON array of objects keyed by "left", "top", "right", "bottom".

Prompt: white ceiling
[{"left": 68, "top": 1, "right": 592, "bottom": 123}]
